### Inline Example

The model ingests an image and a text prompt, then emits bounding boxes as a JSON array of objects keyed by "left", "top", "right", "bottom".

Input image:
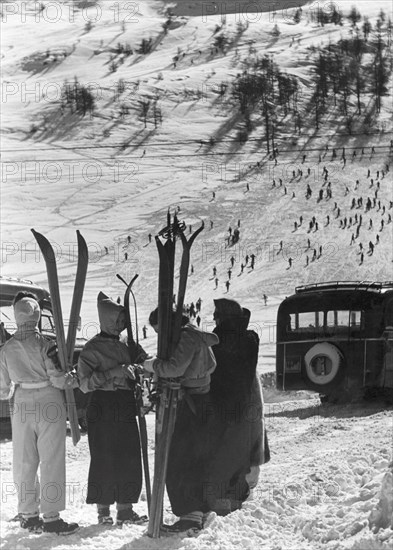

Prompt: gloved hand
[
  {"left": 64, "top": 371, "right": 79, "bottom": 389},
  {"left": 47, "top": 345, "right": 61, "bottom": 370},
  {"left": 148, "top": 388, "right": 159, "bottom": 407},
  {"left": 143, "top": 357, "right": 156, "bottom": 374},
  {"left": 123, "top": 364, "right": 138, "bottom": 381},
  {"left": 134, "top": 349, "right": 149, "bottom": 364}
]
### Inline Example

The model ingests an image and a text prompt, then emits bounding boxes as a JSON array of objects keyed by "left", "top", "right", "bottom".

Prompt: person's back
[
  {"left": 141, "top": 308, "right": 219, "bottom": 533},
  {"left": 208, "top": 299, "right": 269, "bottom": 515},
  {"left": 211, "top": 302, "right": 258, "bottom": 403},
  {"left": 145, "top": 309, "right": 218, "bottom": 392}
]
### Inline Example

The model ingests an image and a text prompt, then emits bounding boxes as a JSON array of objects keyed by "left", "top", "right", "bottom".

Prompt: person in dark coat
[
  {"left": 207, "top": 298, "right": 270, "bottom": 515},
  {"left": 143, "top": 308, "right": 219, "bottom": 533},
  {"left": 78, "top": 292, "right": 148, "bottom": 526}
]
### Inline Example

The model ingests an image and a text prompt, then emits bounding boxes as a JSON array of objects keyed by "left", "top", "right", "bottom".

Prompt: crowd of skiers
[
  {"left": 272, "top": 162, "right": 390, "bottom": 270},
  {"left": 211, "top": 250, "right": 258, "bottom": 294},
  {"left": 0, "top": 290, "right": 269, "bottom": 536}
]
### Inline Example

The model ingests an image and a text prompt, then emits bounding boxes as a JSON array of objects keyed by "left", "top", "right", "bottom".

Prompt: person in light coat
[{"left": 0, "top": 293, "right": 79, "bottom": 535}]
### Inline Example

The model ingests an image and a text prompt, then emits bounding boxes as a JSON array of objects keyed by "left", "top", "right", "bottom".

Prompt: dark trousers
[{"left": 86, "top": 390, "right": 142, "bottom": 504}]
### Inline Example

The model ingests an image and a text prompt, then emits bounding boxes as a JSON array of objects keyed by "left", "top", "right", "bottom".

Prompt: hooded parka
[
  {"left": 207, "top": 299, "right": 270, "bottom": 514},
  {"left": 78, "top": 292, "right": 145, "bottom": 505}
]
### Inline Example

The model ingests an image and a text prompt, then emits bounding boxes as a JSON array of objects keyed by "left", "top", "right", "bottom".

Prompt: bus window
[
  {"left": 41, "top": 309, "right": 55, "bottom": 334},
  {"left": 336, "top": 311, "right": 350, "bottom": 326},
  {"left": 0, "top": 306, "right": 17, "bottom": 335},
  {"left": 294, "top": 312, "right": 318, "bottom": 331},
  {"left": 350, "top": 311, "right": 362, "bottom": 327},
  {"left": 384, "top": 299, "right": 393, "bottom": 328},
  {"left": 326, "top": 311, "right": 335, "bottom": 326},
  {"left": 325, "top": 310, "right": 363, "bottom": 328}
]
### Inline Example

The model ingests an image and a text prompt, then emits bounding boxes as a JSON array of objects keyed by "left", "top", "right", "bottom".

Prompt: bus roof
[
  {"left": 295, "top": 281, "right": 393, "bottom": 294},
  {"left": 0, "top": 276, "right": 51, "bottom": 308}
]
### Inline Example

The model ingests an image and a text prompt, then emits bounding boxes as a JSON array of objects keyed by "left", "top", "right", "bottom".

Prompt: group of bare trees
[
  {"left": 231, "top": 56, "right": 298, "bottom": 153},
  {"left": 61, "top": 78, "right": 95, "bottom": 116},
  {"left": 313, "top": 12, "right": 390, "bottom": 132},
  {"left": 228, "top": 9, "right": 391, "bottom": 152}
]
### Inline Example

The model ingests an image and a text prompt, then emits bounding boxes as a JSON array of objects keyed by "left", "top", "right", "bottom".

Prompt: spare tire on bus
[{"left": 304, "top": 343, "right": 343, "bottom": 386}]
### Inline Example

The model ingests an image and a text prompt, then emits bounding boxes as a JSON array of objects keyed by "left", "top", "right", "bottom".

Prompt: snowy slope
[{"left": 1, "top": 0, "right": 392, "bottom": 340}]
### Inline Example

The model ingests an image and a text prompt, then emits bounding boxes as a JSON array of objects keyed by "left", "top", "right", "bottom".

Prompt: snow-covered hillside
[
  {"left": 1, "top": 0, "right": 392, "bottom": 336},
  {"left": 1, "top": 0, "right": 392, "bottom": 548}
]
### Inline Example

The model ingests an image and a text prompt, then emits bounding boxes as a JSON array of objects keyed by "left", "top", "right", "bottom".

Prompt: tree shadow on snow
[
  {"left": 116, "top": 531, "right": 196, "bottom": 550},
  {"left": 1, "top": 523, "right": 191, "bottom": 550},
  {"left": 265, "top": 399, "right": 393, "bottom": 421}
]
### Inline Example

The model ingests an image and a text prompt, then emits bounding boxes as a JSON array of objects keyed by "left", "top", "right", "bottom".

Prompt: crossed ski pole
[{"left": 116, "top": 273, "right": 152, "bottom": 512}]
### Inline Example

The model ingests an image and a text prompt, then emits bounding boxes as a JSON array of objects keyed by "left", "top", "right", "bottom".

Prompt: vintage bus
[{"left": 276, "top": 281, "right": 393, "bottom": 400}]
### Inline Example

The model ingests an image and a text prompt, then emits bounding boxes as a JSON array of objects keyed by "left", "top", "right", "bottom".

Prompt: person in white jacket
[{"left": 0, "top": 293, "right": 79, "bottom": 535}]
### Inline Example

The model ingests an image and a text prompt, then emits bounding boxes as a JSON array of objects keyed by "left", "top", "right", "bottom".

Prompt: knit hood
[
  {"left": 213, "top": 298, "right": 243, "bottom": 319},
  {"left": 97, "top": 292, "right": 126, "bottom": 336},
  {"left": 14, "top": 297, "right": 41, "bottom": 327},
  {"left": 213, "top": 299, "right": 251, "bottom": 336}
]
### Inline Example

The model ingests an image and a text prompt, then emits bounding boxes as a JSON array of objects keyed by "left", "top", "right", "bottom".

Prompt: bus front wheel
[{"left": 304, "top": 343, "right": 343, "bottom": 386}]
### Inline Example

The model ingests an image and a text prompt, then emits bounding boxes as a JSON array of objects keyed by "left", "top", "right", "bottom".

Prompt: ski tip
[
  {"left": 31, "top": 228, "right": 45, "bottom": 241},
  {"left": 116, "top": 273, "right": 139, "bottom": 287},
  {"left": 76, "top": 229, "right": 87, "bottom": 246},
  {"left": 116, "top": 273, "right": 126, "bottom": 284},
  {"left": 130, "top": 273, "right": 139, "bottom": 286},
  {"left": 75, "top": 231, "right": 89, "bottom": 265}
]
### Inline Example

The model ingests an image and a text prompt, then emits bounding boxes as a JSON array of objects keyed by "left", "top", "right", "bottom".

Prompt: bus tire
[{"left": 304, "top": 343, "right": 343, "bottom": 386}]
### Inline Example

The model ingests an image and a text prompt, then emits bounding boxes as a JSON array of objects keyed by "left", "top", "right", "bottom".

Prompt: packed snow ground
[
  {"left": 1, "top": 0, "right": 393, "bottom": 548},
  {"left": 1, "top": 397, "right": 392, "bottom": 550}
]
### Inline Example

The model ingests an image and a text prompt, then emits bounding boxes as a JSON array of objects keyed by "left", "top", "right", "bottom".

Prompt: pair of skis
[
  {"left": 32, "top": 229, "right": 88, "bottom": 446},
  {"left": 116, "top": 273, "right": 151, "bottom": 513},
  {"left": 148, "top": 213, "right": 204, "bottom": 538}
]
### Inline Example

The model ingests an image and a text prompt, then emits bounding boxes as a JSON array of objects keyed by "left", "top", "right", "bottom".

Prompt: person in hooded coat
[
  {"left": 0, "top": 292, "right": 79, "bottom": 535},
  {"left": 78, "top": 292, "right": 147, "bottom": 526},
  {"left": 207, "top": 298, "right": 270, "bottom": 515},
  {"left": 143, "top": 308, "right": 219, "bottom": 533}
]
